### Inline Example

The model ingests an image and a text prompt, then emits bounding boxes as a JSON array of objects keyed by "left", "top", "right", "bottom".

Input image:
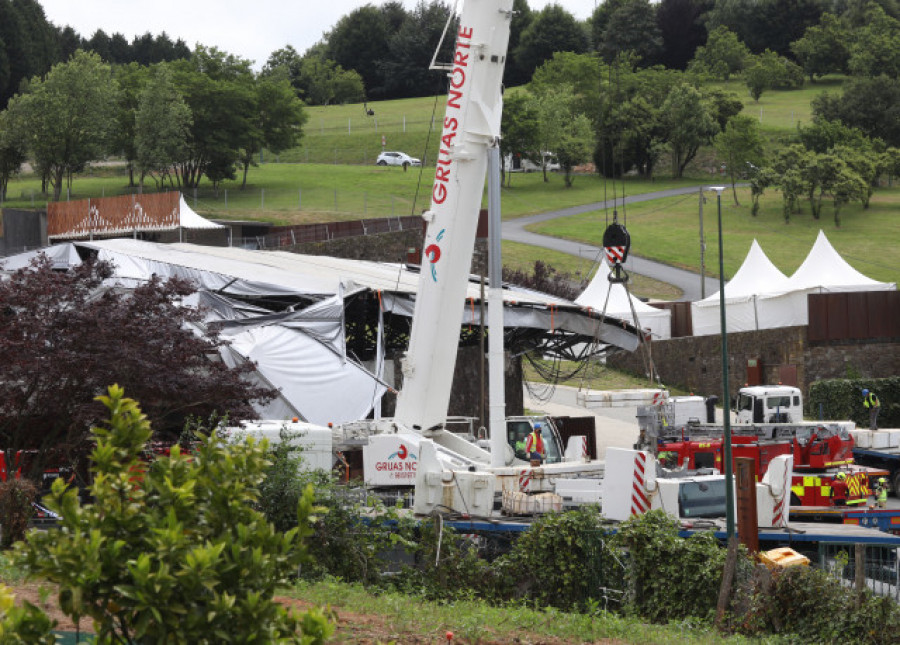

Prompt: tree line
[{"left": 0, "top": 47, "right": 307, "bottom": 202}]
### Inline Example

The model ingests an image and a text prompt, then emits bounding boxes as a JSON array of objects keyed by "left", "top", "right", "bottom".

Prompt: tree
[
  {"left": 687, "top": 26, "right": 749, "bottom": 80},
  {"left": 111, "top": 62, "right": 150, "bottom": 187},
  {"left": 169, "top": 47, "right": 257, "bottom": 189},
  {"left": 532, "top": 85, "right": 594, "bottom": 186},
  {"left": 847, "top": 4, "right": 900, "bottom": 78},
  {"left": 14, "top": 385, "right": 333, "bottom": 644},
  {"left": 660, "top": 82, "right": 718, "bottom": 177},
  {"left": 326, "top": 3, "right": 404, "bottom": 99},
  {"left": 833, "top": 143, "right": 880, "bottom": 208},
  {"left": 238, "top": 76, "right": 307, "bottom": 188},
  {"left": 714, "top": 114, "right": 765, "bottom": 204},
  {"left": 295, "top": 54, "right": 364, "bottom": 106},
  {"left": 135, "top": 64, "right": 192, "bottom": 189},
  {"left": 500, "top": 92, "right": 540, "bottom": 185},
  {"left": 744, "top": 49, "right": 804, "bottom": 101},
  {"left": 704, "top": 0, "right": 826, "bottom": 56},
  {"left": 262, "top": 45, "right": 303, "bottom": 94},
  {"left": 0, "top": 257, "right": 274, "bottom": 479},
  {"left": 811, "top": 75, "right": 900, "bottom": 147},
  {"left": 830, "top": 164, "right": 867, "bottom": 226},
  {"left": 599, "top": 0, "right": 663, "bottom": 66},
  {"left": 0, "top": 107, "right": 26, "bottom": 201},
  {"left": 504, "top": 0, "right": 534, "bottom": 86},
  {"left": 380, "top": 1, "right": 456, "bottom": 99},
  {"left": 8, "top": 50, "right": 118, "bottom": 201},
  {"left": 790, "top": 13, "right": 850, "bottom": 81},
  {"left": 656, "top": 0, "right": 712, "bottom": 70},
  {"left": 514, "top": 4, "right": 588, "bottom": 80},
  {"left": 0, "top": 0, "right": 59, "bottom": 109}
]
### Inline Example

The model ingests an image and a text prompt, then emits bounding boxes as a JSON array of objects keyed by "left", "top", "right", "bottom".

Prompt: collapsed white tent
[
  {"left": 692, "top": 240, "right": 791, "bottom": 336},
  {"left": 2, "top": 239, "right": 642, "bottom": 424},
  {"left": 692, "top": 232, "right": 895, "bottom": 336},
  {"left": 575, "top": 259, "right": 672, "bottom": 340}
]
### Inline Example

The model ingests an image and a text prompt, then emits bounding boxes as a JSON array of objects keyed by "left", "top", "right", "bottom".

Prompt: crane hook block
[{"left": 603, "top": 222, "right": 630, "bottom": 266}]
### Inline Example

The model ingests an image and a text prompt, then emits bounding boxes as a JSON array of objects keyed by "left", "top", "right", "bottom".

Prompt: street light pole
[
  {"left": 711, "top": 186, "right": 735, "bottom": 539},
  {"left": 699, "top": 188, "right": 707, "bottom": 299}
]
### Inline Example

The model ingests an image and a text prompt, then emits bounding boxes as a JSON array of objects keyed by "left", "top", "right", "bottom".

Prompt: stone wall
[{"left": 608, "top": 326, "right": 899, "bottom": 399}]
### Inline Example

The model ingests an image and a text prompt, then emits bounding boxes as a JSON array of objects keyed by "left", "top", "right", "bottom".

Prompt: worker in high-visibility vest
[
  {"left": 875, "top": 477, "right": 889, "bottom": 509},
  {"left": 862, "top": 389, "right": 881, "bottom": 430},
  {"left": 525, "top": 424, "right": 546, "bottom": 464}
]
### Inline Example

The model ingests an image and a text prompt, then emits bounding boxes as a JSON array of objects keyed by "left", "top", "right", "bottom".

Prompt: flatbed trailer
[
  {"left": 852, "top": 447, "right": 900, "bottom": 494},
  {"left": 790, "top": 506, "right": 900, "bottom": 535}
]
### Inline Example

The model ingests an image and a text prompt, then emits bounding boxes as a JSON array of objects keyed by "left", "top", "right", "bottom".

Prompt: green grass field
[
  {"left": 5, "top": 74, "right": 896, "bottom": 288},
  {"left": 530, "top": 185, "right": 900, "bottom": 284}
]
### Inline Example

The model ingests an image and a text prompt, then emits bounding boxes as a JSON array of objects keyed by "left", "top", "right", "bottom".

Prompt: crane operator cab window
[{"left": 506, "top": 420, "right": 562, "bottom": 464}]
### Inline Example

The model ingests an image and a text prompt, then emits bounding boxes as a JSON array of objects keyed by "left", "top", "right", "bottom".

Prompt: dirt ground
[{"left": 11, "top": 585, "right": 622, "bottom": 644}]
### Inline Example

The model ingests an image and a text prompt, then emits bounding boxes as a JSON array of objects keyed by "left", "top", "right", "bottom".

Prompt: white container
[
  {"left": 887, "top": 430, "right": 900, "bottom": 449},
  {"left": 852, "top": 430, "right": 872, "bottom": 449},
  {"left": 871, "top": 431, "right": 890, "bottom": 449}
]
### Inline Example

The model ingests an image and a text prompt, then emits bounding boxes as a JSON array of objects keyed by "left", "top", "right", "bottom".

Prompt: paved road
[{"left": 501, "top": 185, "right": 722, "bottom": 302}]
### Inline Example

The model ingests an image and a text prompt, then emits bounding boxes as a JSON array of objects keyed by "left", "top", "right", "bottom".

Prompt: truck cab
[
  {"left": 506, "top": 416, "right": 564, "bottom": 464},
  {"left": 735, "top": 386, "right": 803, "bottom": 424}
]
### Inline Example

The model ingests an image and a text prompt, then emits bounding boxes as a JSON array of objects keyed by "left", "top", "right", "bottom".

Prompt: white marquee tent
[
  {"left": 692, "top": 232, "right": 895, "bottom": 336},
  {"left": 691, "top": 240, "right": 790, "bottom": 336},
  {"left": 575, "top": 259, "right": 672, "bottom": 340}
]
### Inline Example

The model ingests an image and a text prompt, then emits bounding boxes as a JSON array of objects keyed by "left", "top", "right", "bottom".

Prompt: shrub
[
  {"left": 495, "top": 507, "right": 617, "bottom": 612},
  {"left": 613, "top": 510, "right": 735, "bottom": 623},
  {"left": 807, "top": 376, "right": 900, "bottom": 428},
  {"left": 12, "top": 385, "right": 333, "bottom": 644},
  {"left": 0, "top": 478, "right": 36, "bottom": 549},
  {"left": 739, "top": 564, "right": 900, "bottom": 644}
]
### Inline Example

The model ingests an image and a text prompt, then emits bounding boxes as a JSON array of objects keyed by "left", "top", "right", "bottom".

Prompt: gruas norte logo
[
  {"left": 375, "top": 442, "right": 418, "bottom": 479},
  {"left": 388, "top": 443, "right": 417, "bottom": 461},
  {"left": 425, "top": 228, "right": 446, "bottom": 281}
]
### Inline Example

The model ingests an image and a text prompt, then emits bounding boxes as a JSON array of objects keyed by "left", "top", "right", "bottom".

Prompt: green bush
[
  {"left": 612, "top": 510, "right": 734, "bottom": 623},
  {"left": 807, "top": 376, "right": 900, "bottom": 428},
  {"left": 0, "top": 478, "right": 36, "bottom": 549},
  {"left": 11, "top": 385, "right": 333, "bottom": 644},
  {"left": 739, "top": 564, "right": 900, "bottom": 644},
  {"left": 495, "top": 507, "right": 618, "bottom": 612}
]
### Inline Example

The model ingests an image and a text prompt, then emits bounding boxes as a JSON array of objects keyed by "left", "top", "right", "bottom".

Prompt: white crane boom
[{"left": 394, "top": 0, "right": 514, "bottom": 432}]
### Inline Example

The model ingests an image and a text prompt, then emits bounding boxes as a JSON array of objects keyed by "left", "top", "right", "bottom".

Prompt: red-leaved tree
[{"left": 0, "top": 255, "right": 274, "bottom": 480}]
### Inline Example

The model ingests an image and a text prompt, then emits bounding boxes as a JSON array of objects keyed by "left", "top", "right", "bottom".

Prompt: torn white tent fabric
[
  {"left": 574, "top": 259, "right": 671, "bottom": 340},
  {"left": 220, "top": 324, "right": 386, "bottom": 426},
  {"left": 0, "top": 243, "right": 82, "bottom": 272},
  {"left": 692, "top": 240, "right": 791, "bottom": 336}
]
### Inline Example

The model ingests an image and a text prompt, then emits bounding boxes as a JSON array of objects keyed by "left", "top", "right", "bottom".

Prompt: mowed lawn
[{"left": 530, "top": 185, "right": 900, "bottom": 285}]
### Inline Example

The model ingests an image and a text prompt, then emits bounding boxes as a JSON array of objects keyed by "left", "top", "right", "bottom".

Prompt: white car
[{"left": 376, "top": 151, "right": 422, "bottom": 167}]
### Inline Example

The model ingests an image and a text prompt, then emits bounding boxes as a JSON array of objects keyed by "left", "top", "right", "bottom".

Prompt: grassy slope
[
  {"left": 5, "top": 76, "right": 895, "bottom": 286},
  {"left": 530, "top": 186, "right": 900, "bottom": 284}
]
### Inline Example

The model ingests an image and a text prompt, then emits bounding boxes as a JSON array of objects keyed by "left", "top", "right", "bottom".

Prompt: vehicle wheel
[
  {"left": 892, "top": 471, "right": 900, "bottom": 497},
  {"left": 377, "top": 160, "right": 387, "bottom": 166}
]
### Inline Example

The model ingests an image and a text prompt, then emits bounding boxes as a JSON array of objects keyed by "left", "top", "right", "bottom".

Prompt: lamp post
[{"left": 710, "top": 185, "right": 735, "bottom": 540}]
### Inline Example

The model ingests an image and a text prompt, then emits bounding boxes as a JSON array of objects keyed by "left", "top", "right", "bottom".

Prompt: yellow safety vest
[{"left": 864, "top": 393, "right": 880, "bottom": 408}]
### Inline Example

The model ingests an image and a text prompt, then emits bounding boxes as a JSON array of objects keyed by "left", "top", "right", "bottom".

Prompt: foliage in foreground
[{"left": 6, "top": 386, "right": 333, "bottom": 644}]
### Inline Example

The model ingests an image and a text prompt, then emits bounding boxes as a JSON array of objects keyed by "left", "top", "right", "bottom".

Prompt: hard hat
[
  {"left": 880, "top": 478, "right": 888, "bottom": 483},
  {"left": 836, "top": 472, "right": 847, "bottom": 480},
  {"left": 533, "top": 424, "right": 542, "bottom": 431},
  {"left": 862, "top": 389, "right": 869, "bottom": 395}
]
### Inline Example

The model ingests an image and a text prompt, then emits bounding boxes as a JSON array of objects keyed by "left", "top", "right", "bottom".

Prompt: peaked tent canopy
[
  {"left": 575, "top": 259, "right": 671, "bottom": 340},
  {"left": 691, "top": 232, "right": 895, "bottom": 336},
  {"left": 692, "top": 240, "right": 790, "bottom": 336}
]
